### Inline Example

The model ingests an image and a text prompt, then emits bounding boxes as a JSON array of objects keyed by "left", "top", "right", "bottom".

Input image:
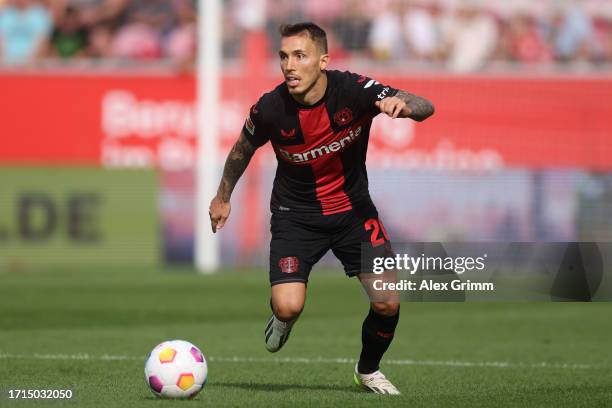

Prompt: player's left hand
[
  {"left": 375, "top": 97, "right": 411, "bottom": 119},
  {"left": 209, "top": 195, "right": 231, "bottom": 233}
]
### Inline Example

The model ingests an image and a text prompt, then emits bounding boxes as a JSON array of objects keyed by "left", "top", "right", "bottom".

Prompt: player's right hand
[
  {"left": 375, "top": 97, "right": 409, "bottom": 119},
  {"left": 209, "top": 195, "right": 231, "bottom": 233}
]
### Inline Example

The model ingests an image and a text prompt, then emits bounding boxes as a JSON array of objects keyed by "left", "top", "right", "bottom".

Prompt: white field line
[{"left": 0, "top": 352, "right": 599, "bottom": 370}]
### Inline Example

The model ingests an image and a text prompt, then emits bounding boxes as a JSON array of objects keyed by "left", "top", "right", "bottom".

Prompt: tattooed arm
[
  {"left": 375, "top": 90, "right": 435, "bottom": 121},
  {"left": 209, "top": 131, "right": 259, "bottom": 232},
  {"left": 217, "top": 131, "right": 258, "bottom": 202}
]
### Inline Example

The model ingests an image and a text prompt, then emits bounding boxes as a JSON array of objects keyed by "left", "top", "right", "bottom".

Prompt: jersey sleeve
[
  {"left": 241, "top": 100, "right": 270, "bottom": 147},
  {"left": 345, "top": 71, "right": 399, "bottom": 116}
]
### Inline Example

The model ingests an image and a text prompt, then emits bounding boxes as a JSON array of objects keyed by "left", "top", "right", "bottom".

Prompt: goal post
[{"left": 195, "top": 0, "right": 222, "bottom": 273}]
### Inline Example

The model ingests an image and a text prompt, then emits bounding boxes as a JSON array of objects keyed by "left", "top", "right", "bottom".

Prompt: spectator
[
  {"left": 110, "top": 0, "right": 176, "bottom": 60},
  {"left": 232, "top": 0, "right": 266, "bottom": 31},
  {"left": 163, "top": 0, "right": 196, "bottom": 67},
  {"left": 332, "top": 0, "right": 371, "bottom": 55},
  {"left": 0, "top": 0, "right": 52, "bottom": 65},
  {"left": 48, "top": 5, "right": 88, "bottom": 59},
  {"left": 119, "top": 0, "right": 175, "bottom": 34},
  {"left": 86, "top": 22, "right": 113, "bottom": 58},
  {"left": 111, "top": 21, "right": 160, "bottom": 60},
  {"left": 223, "top": 10, "right": 243, "bottom": 59},
  {"left": 403, "top": 1, "right": 444, "bottom": 62},
  {"left": 443, "top": 1, "right": 499, "bottom": 72},
  {"left": 552, "top": 4, "right": 593, "bottom": 62},
  {"left": 507, "top": 12, "right": 551, "bottom": 63},
  {"left": 48, "top": 0, "right": 126, "bottom": 59},
  {"left": 368, "top": 0, "right": 405, "bottom": 61},
  {"left": 75, "top": 0, "right": 127, "bottom": 27},
  {"left": 590, "top": 15, "right": 612, "bottom": 63}
]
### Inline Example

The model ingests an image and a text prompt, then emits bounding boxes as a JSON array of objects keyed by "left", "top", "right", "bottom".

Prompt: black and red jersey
[{"left": 242, "top": 70, "right": 398, "bottom": 216}]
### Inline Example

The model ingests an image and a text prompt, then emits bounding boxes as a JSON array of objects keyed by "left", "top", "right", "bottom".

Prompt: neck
[{"left": 292, "top": 71, "right": 327, "bottom": 106}]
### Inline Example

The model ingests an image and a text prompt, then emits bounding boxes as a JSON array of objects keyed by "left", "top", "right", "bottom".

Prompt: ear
[{"left": 319, "top": 53, "right": 329, "bottom": 70}]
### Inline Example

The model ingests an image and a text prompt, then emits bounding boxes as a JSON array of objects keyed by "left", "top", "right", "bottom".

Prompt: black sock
[{"left": 358, "top": 306, "right": 400, "bottom": 374}]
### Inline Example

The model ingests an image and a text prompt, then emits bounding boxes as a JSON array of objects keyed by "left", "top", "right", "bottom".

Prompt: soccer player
[{"left": 209, "top": 22, "right": 434, "bottom": 394}]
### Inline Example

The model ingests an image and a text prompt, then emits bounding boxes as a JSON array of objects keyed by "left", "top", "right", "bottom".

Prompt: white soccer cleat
[
  {"left": 264, "top": 315, "right": 294, "bottom": 352},
  {"left": 353, "top": 364, "right": 401, "bottom": 395}
]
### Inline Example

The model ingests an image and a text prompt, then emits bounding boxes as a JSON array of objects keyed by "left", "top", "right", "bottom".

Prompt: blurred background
[
  {"left": 0, "top": 0, "right": 611, "bottom": 270},
  {"left": 2, "top": 0, "right": 612, "bottom": 69}
]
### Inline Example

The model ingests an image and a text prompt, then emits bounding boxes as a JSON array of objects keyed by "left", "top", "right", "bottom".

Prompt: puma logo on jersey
[
  {"left": 364, "top": 79, "right": 380, "bottom": 89},
  {"left": 280, "top": 128, "right": 296, "bottom": 138},
  {"left": 245, "top": 116, "right": 255, "bottom": 135},
  {"left": 278, "top": 126, "right": 362, "bottom": 164}
]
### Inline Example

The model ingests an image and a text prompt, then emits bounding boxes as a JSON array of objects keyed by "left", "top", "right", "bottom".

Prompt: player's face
[{"left": 279, "top": 33, "right": 328, "bottom": 97}]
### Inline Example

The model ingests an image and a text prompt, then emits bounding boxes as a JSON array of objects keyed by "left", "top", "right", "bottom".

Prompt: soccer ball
[{"left": 144, "top": 339, "right": 208, "bottom": 399}]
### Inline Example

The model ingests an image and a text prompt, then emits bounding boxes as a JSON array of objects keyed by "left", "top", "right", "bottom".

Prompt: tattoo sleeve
[
  {"left": 217, "top": 131, "right": 259, "bottom": 202},
  {"left": 395, "top": 90, "right": 435, "bottom": 121}
]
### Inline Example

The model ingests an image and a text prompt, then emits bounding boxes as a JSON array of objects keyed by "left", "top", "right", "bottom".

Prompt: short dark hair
[{"left": 279, "top": 22, "right": 328, "bottom": 54}]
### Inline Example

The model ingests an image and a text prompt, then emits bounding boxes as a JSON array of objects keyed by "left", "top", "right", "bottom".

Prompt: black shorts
[{"left": 269, "top": 208, "right": 393, "bottom": 285}]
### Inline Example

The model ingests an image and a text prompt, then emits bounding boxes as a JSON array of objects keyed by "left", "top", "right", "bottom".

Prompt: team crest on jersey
[
  {"left": 280, "top": 128, "right": 296, "bottom": 138},
  {"left": 334, "top": 108, "right": 353, "bottom": 126},
  {"left": 357, "top": 75, "right": 367, "bottom": 84},
  {"left": 250, "top": 104, "right": 259, "bottom": 115},
  {"left": 279, "top": 257, "right": 299, "bottom": 273},
  {"left": 245, "top": 116, "right": 255, "bottom": 135}
]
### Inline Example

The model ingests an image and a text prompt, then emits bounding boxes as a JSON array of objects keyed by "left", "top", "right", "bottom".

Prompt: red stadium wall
[{"left": 1, "top": 73, "right": 611, "bottom": 170}]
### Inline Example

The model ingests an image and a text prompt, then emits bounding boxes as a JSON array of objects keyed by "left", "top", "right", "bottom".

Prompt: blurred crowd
[
  {"left": 0, "top": 0, "right": 197, "bottom": 68},
  {"left": 257, "top": 0, "right": 612, "bottom": 71},
  {"left": 1, "top": 0, "right": 611, "bottom": 71}
]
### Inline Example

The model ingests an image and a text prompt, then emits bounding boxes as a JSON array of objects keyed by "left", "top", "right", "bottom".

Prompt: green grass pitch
[{"left": 0, "top": 266, "right": 611, "bottom": 407}]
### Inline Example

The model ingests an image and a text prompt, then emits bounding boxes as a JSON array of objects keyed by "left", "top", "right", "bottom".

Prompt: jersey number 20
[{"left": 364, "top": 218, "right": 390, "bottom": 247}]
